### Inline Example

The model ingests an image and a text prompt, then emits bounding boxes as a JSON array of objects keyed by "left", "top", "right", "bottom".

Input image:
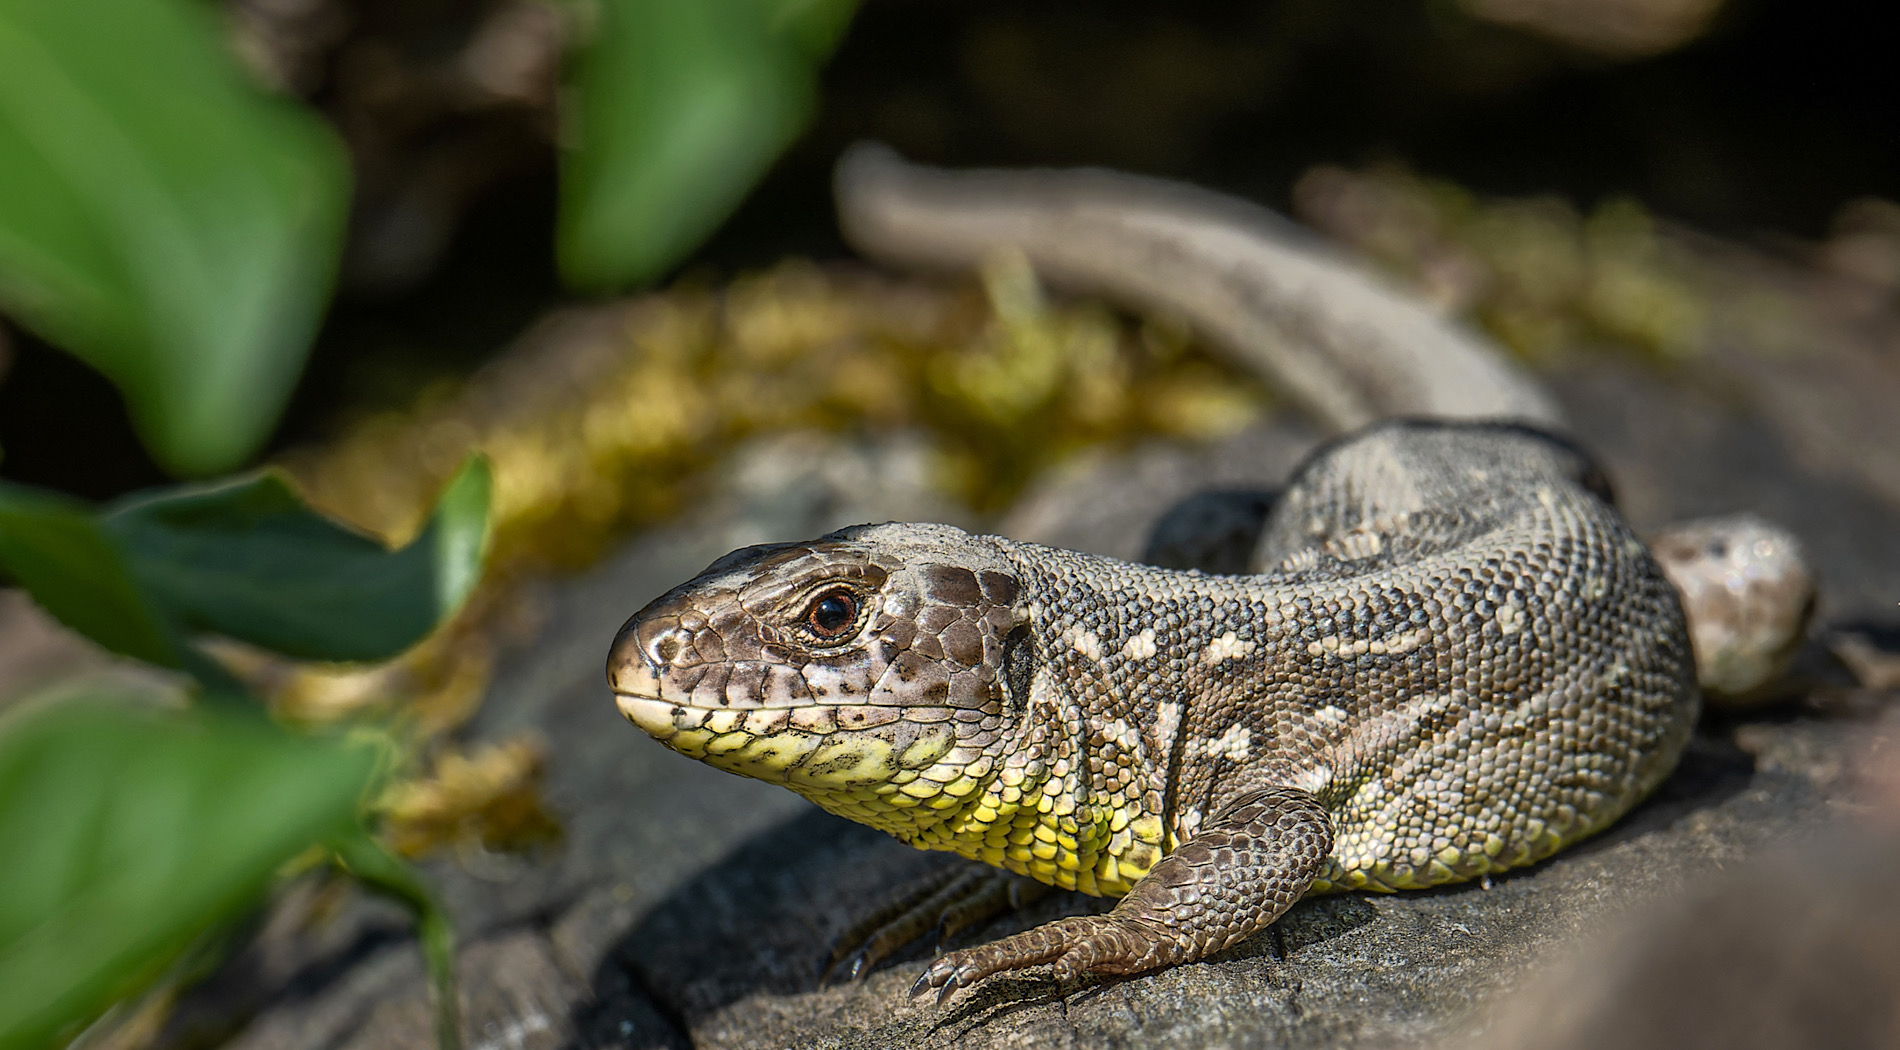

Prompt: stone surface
[
  {"left": 176, "top": 344, "right": 1900, "bottom": 1048},
  {"left": 1475, "top": 707, "right": 1900, "bottom": 1050}
]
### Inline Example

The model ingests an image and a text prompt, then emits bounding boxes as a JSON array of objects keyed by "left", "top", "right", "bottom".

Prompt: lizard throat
[
  {"left": 614, "top": 691, "right": 1003, "bottom": 829},
  {"left": 619, "top": 692, "right": 1165, "bottom": 897}
]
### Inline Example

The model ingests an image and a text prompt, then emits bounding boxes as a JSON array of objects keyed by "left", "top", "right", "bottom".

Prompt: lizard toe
[
  {"left": 910, "top": 918, "right": 1099, "bottom": 1002},
  {"left": 1049, "top": 916, "right": 1174, "bottom": 980}
]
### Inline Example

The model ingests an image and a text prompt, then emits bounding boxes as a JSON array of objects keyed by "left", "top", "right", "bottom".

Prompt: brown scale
[{"left": 606, "top": 420, "right": 1698, "bottom": 1002}]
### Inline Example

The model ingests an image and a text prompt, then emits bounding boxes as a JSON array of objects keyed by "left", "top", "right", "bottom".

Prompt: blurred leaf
[
  {"left": 0, "top": 702, "right": 376, "bottom": 1049},
  {"left": 104, "top": 456, "right": 494, "bottom": 663},
  {"left": 771, "top": 0, "right": 861, "bottom": 59},
  {"left": 558, "top": 0, "right": 859, "bottom": 290},
  {"left": 0, "top": 480, "right": 183, "bottom": 668},
  {"left": 0, "top": 0, "right": 350, "bottom": 476}
]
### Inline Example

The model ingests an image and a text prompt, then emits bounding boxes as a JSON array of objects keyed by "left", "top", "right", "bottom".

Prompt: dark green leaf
[
  {"left": 0, "top": 480, "right": 182, "bottom": 668},
  {"left": 0, "top": 701, "right": 376, "bottom": 1049},
  {"left": 103, "top": 456, "right": 493, "bottom": 663},
  {"left": 770, "top": 0, "right": 861, "bottom": 60},
  {"left": 557, "top": 0, "right": 859, "bottom": 290},
  {"left": 0, "top": 0, "right": 350, "bottom": 476}
]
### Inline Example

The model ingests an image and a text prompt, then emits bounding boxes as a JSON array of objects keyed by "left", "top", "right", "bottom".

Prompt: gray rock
[{"left": 1473, "top": 709, "right": 1900, "bottom": 1050}]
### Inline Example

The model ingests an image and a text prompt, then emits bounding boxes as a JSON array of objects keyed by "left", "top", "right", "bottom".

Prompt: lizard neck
[
  {"left": 903, "top": 543, "right": 1270, "bottom": 895},
  {"left": 798, "top": 541, "right": 1295, "bottom": 898}
]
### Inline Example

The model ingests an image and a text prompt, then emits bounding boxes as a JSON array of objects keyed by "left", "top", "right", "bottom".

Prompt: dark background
[{"left": 2, "top": 0, "right": 1892, "bottom": 499}]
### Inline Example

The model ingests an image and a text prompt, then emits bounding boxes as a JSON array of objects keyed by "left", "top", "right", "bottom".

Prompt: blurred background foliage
[
  {"left": 0, "top": 704, "right": 377, "bottom": 1050},
  {"left": 0, "top": 0, "right": 1896, "bottom": 1044},
  {"left": 0, "top": 0, "right": 348, "bottom": 478},
  {"left": 0, "top": 457, "right": 491, "bottom": 1047},
  {"left": 558, "top": 0, "right": 858, "bottom": 289},
  {"left": 2, "top": 0, "right": 848, "bottom": 1041}
]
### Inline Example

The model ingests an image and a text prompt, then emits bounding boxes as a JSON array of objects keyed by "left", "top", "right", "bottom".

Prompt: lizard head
[{"left": 607, "top": 522, "right": 1029, "bottom": 822}]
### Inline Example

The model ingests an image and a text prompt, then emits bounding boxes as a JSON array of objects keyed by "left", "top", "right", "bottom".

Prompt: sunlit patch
[
  {"left": 1068, "top": 628, "right": 1103, "bottom": 661},
  {"left": 1206, "top": 723, "right": 1252, "bottom": 761},
  {"left": 1121, "top": 628, "right": 1157, "bottom": 660},
  {"left": 1203, "top": 631, "right": 1255, "bottom": 663},
  {"left": 1495, "top": 602, "right": 1523, "bottom": 634}
]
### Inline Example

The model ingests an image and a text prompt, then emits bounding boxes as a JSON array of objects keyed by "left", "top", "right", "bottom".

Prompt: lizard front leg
[{"left": 911, "top": 786, "right": 1334, "bottom": 1003}]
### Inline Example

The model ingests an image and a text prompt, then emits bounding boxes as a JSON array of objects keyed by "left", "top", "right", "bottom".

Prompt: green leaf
[
  {"left": 557, "top": 0, "right": 859, "bottom": 290},
  {"left": 769, "top": 0, "right": 861, "bottom": 60},
  {"left": 103, "top": 456, "right": 494, "bottom": 663},
  {"left": 0, "top": 0, "right": 350, "bottom": 476},
  {"left": 0, "top": 480, "right": 182, "bottom": 668},
  {"left": 0, "top": 701, "right": 377, "bottom": 1049}
]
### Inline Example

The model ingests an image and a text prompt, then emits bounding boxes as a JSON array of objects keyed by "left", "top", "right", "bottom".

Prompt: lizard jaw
[
  {"left": 608, "top": 650, "right": 709, "bottom": 741},
  {"left": 614, "top": 692, "right": 684, "bottom": 739}
]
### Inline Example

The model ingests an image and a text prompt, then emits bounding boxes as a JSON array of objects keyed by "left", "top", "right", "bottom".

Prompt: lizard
[
  {"left": 603, "top": 147, "right": 1803, "bottom": 1001},
  {"left": 607, "top": 419, "right": 1699, "bottom": 1000}
]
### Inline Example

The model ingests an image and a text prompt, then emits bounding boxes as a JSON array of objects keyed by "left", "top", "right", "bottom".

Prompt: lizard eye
[{"left": 802, "top": 587, "right": 861, "bottom": 642}]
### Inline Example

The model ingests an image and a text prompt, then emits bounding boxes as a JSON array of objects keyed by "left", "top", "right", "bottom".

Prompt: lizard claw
[
  {"left": 819, "top": 948, "right": 874, "bottom": 987},
  {"left": 906, "top": 913, "right": 1188, "bottom": 1004},
  {"left": 908, "top": 968, "right": 936, "bottom": 1000},
  {"left": 938, "top": 974, "right": 964, "bottom": 1007},
  {"left": 909, "top": 956, "right": 975, "bottom": 1004}
]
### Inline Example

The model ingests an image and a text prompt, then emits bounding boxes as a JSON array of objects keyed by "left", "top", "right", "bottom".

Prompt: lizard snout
[
  {"left": 605, "top": 615, "right": 667, "bottom": 700},
  {"left": 607, "top": 605, "right": 713, "bottom": 738},
  {"left": 607, "top": 589, "right": 713, "bottom": 699}
]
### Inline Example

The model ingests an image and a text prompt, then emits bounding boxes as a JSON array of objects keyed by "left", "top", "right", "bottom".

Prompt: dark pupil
[{"left": 811, "top": 593, "right": 856, "bottom": 634}]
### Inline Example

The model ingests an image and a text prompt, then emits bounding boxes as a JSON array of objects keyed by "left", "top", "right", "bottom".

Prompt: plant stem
[{"left": 329, "top": 826, "right": 462, "bottom": 1050}]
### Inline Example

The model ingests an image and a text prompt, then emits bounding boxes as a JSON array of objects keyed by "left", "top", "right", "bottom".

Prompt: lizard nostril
[
  {"left": 631, "top": 617, "right": 684, "bottom": 669},
  {"left": 653, "top": 635, "right": 681, "bottom": 664},
  {"left": 631, "top": 610, "right": 711, "bottom": 673}
]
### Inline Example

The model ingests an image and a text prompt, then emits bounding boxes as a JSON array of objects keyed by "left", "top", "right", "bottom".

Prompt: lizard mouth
[
  {"left": 606, "top": 650, "right": 678, "bottom": 736},
  {"left": 608, "top": 655, "right": 661, "bottom": 697},
  {"left": 606, "top": 642, "right": 718, "bottom": 742},
  {"left": 614, "top": 692, "right": 684, "bottom": 738},
  {"left": 607, "top": 619, "right": 966, "bottom": 789},
  {"left": 612, "top": 688, "right": 956, "bottom": 792}
]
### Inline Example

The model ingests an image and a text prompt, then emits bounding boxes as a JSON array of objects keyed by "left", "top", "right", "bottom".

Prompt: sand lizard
[{"left": 607, "top": 419, "right": 1699, "bottom": 1000}]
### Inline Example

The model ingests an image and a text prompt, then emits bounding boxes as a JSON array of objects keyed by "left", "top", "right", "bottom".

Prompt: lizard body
[{"left": 608, "top": 419, "right": 1699, "bottom": 994}]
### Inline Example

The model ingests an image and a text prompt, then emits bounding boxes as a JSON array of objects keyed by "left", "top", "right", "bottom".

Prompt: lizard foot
[
  {"left": 909, "top": 914, "right": 1177, "bottom": 1005},
  {"left": 821, "top": 864, "right": 1048, "bottom": 985},
  {"left": 910, "top": 788, "right": 1334, "bottom": 1004}
]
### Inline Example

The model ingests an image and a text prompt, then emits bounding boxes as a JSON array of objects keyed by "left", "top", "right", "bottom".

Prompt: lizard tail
[{"left": 834, "top": 142, "right": 1562, "bottom": 434}]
